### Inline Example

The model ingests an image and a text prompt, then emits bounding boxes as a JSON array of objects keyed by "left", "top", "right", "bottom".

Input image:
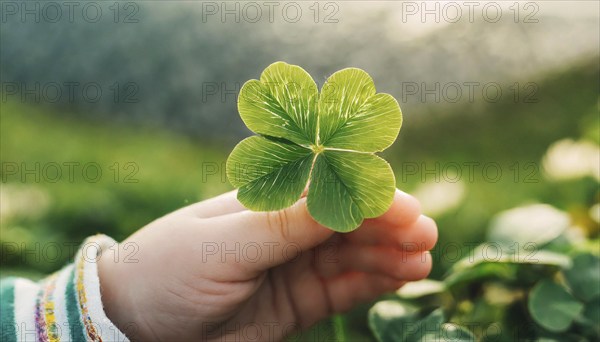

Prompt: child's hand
[{"left": 98, "top": 189, "right": 437, "bottom": 341}]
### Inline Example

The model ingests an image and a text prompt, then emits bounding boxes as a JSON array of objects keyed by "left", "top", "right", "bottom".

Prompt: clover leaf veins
[{"left": 226, "top": 61, "right": 402, "bottom": 232}]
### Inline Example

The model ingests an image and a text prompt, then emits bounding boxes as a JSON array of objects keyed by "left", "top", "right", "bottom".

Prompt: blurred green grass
[{"left": 1, "top": 101, "right": 232, "bottom": 274}]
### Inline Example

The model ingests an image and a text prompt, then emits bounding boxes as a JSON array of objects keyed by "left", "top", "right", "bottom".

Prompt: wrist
[{"left": 97, "top": 241, "right": 148, "bottom": 340}]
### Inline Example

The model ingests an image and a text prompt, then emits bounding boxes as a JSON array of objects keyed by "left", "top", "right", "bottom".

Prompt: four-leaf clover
[{"left": 226, "top": 62, "right": 402, "bottom": 232}]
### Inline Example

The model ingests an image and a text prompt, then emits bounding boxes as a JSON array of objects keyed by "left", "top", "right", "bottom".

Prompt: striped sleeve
[{"left": 0, "top": 235, "right": 129, "bottom": 342}]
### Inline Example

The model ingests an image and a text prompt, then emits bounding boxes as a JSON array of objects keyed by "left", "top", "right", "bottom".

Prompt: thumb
[{"left": 211, "top": 197, "right": 335, "bottom": 270}]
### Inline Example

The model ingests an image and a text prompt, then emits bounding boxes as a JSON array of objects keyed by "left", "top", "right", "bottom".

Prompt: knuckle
[{"left": 266, "top": 209, "right": 292, "bottom": 242}]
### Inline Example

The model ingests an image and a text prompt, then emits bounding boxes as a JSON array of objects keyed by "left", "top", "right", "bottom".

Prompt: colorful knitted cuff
[{"left": 1, "top": 234, "right": 130, "bottom": 342}]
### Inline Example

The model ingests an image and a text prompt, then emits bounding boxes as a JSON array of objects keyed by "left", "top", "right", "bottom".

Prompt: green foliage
[
  {"left": 564, "top": 253, "right": 600, "bottom": 302},
  {"left": 227, "top": 62, "right": 402, "bottom": 232},
  {"left": 368, "top": 203, "right": 600, "bottom": 342},
  {"left": 369, "top": 305, "right": 476, "bottom": 342},
  {"left": 528, "top": 280, "right": 584, "bottom": 333}
]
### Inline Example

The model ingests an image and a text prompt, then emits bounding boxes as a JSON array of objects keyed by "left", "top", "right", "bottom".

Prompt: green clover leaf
[{"left": 227, "top": 62, "right": 402, "bottom": 232}]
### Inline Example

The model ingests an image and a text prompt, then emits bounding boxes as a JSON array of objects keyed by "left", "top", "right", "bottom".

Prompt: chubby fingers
[
  {"left": 350, "top": 215, "right": 439, "bottom": 252},
  {"left": 315, "top": 189, "right": 436, "bottom": 280},
  {"left": 316, "top": 242, "right": 433, "bottom": 280},
  {"left": 346, "top": 190, "right": 438, "bottom": 251}
]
